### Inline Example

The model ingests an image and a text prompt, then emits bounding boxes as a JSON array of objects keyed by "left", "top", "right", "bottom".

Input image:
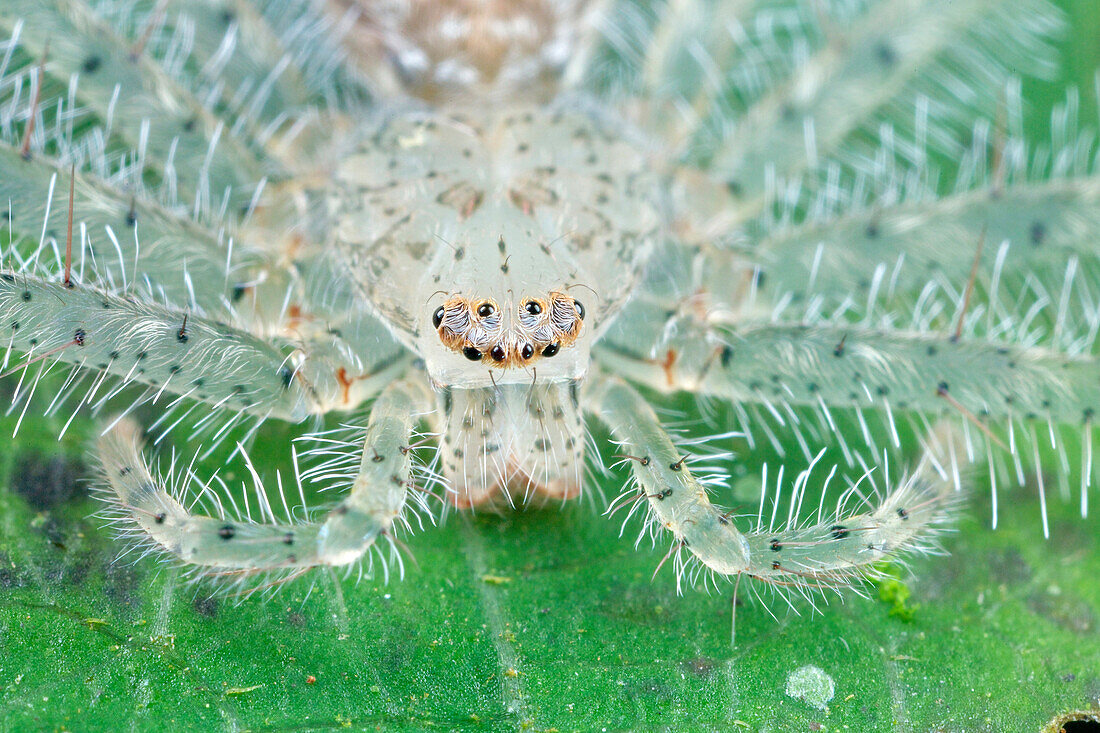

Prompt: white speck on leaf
[{"left": 785, "top": 665, "right": 835, "bottom": 711}]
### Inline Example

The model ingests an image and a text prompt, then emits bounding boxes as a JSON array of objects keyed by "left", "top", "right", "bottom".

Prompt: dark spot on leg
[
  {"left": 874, "top": 41, "right": 897, "bottom": 66},
  {"left": 1029, "top": 221, "right": 1046, "bottom": 245}
]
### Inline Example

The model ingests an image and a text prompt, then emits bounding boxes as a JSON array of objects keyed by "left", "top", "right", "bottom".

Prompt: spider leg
[
  {"left": 0, "top": 271, "right": 407, "bottom": 424},
  {"left": 0, "top": 142, "right": 270, "bottom": 317},
  {"left": 673, "top": 0, "right": 1057, "bottom": 218},
  {"left": 589, "top": 374, "right": 958, "bottom": 598},
  {"left": 598, "top": 319, "right": 1100, "bottom": 435},
  {"left": 95, "top": 377, "right": 429, "bottom": 578},
  {"left": 0, "top": 4, "right": 370, "bottom": 324}
]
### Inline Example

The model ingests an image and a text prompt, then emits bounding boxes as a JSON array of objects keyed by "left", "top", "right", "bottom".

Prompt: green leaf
[{"left": 2, "top": 400, "right": 1099, "bottom": 731}]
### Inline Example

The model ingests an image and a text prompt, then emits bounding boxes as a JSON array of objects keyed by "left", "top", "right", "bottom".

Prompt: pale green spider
[{"left": 0, "top": 0, "right": 1095, "bottom": 615}]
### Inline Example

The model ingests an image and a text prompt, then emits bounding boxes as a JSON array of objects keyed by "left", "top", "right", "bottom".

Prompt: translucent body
[
  {"left": 0, "top": 0, "right": 1094, "bottom": 617},
  {"left": 330, "top": 102, "right": 660, "bottom": 388}
]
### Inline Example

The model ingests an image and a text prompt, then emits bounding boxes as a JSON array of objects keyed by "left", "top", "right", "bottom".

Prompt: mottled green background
[{"left": 2, "top": 2, "right": 1100, "bottom": 731}]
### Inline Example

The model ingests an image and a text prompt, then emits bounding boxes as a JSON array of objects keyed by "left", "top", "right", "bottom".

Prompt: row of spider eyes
[
  {"left": 431, "top": 297, "right": 586, "bottom": 364},
  {"left": 431, "top": 299, "right": 586, "bottom": 322},
  {"left": 460, "top": 340, "right": 561, "bottom": 363}
]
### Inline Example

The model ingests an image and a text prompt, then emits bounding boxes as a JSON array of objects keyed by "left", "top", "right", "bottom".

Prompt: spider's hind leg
[
  {"left": 95, "top": 378, "right": 431, "bottom": 588},
  {"left": 589, "top": 375, "right": 960, "bottom": 605}
]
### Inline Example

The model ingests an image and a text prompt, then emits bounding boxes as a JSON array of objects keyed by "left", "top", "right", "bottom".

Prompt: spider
[{"left": 0, "top": 0, "right": 1095, "bottom": 615}]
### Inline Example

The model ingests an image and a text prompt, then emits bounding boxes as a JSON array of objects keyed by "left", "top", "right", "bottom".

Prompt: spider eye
[
  {"left": 432, "top": 305, "right": 445, "bottom": 328},
  {"left": 520, "top": 343, "right": 534, "bottom": 360},
  {"left": 476, "top": 302, "right": 495, "bottom": 318},
  {"left": 490, "top": 345, "right": 507, "bottom": 362},
  {"left": 524, "top": 300, "right": 542, "bottom": 315},
  {"left": 462, "top": 347, "right": 482, "bottom": 361},
  {"left": 574, "top": 300, "right": 585, "bottom": 320},
  {"left": 542, "top": 342, "right": 560, "bottom": 357}
]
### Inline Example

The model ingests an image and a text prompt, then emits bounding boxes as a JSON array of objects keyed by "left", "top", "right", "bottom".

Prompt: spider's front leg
[
  {"left": 96, "top": 377, "right": 429, "bottom": 578},
  {"left": 1, "top": 258, "right": 422, "bottom": 583},
  {"left": 589, "top": 375, "right": 956, "bottom": 597},
  {"left": 0, "top": 264, "right": 411, "bottom": 421}
]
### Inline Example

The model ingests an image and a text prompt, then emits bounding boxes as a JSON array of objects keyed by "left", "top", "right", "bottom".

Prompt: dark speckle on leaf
[
  {"left": 11, "top": 453, "right": 84, "bottom": 510},
  {"left": 193, "top": 595, "right": 219, "bottom": 618}
]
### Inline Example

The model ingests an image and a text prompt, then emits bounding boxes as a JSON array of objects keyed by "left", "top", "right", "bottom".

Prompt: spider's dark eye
[
  {"left": 462, "top": 347, "right": 482, "bottom": 361},
  {"left": 574, "top": 300, "right": 585, "bottom": 320},
  {"left": 542, "top": 342, "right": 560, "bottom": 358},
  {"left": 432, "top": 305, "right": 445, "bottom": 328},
  {"left": 524, "top": 300, "right": 542, "bottom": 315},
  {"left": 477, "top": 302, "right": 495, "bottom": 318},
  {"left": 490, "top": 345, "right": 507, "bottom": 362},
  {"left": 520, "top": 343, "right": 534, "bottom": 360}
]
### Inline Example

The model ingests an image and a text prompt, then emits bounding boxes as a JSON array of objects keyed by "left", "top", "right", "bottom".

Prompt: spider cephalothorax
[{"left": 432, "top": 292, "right": 585, "bottom": 367}]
